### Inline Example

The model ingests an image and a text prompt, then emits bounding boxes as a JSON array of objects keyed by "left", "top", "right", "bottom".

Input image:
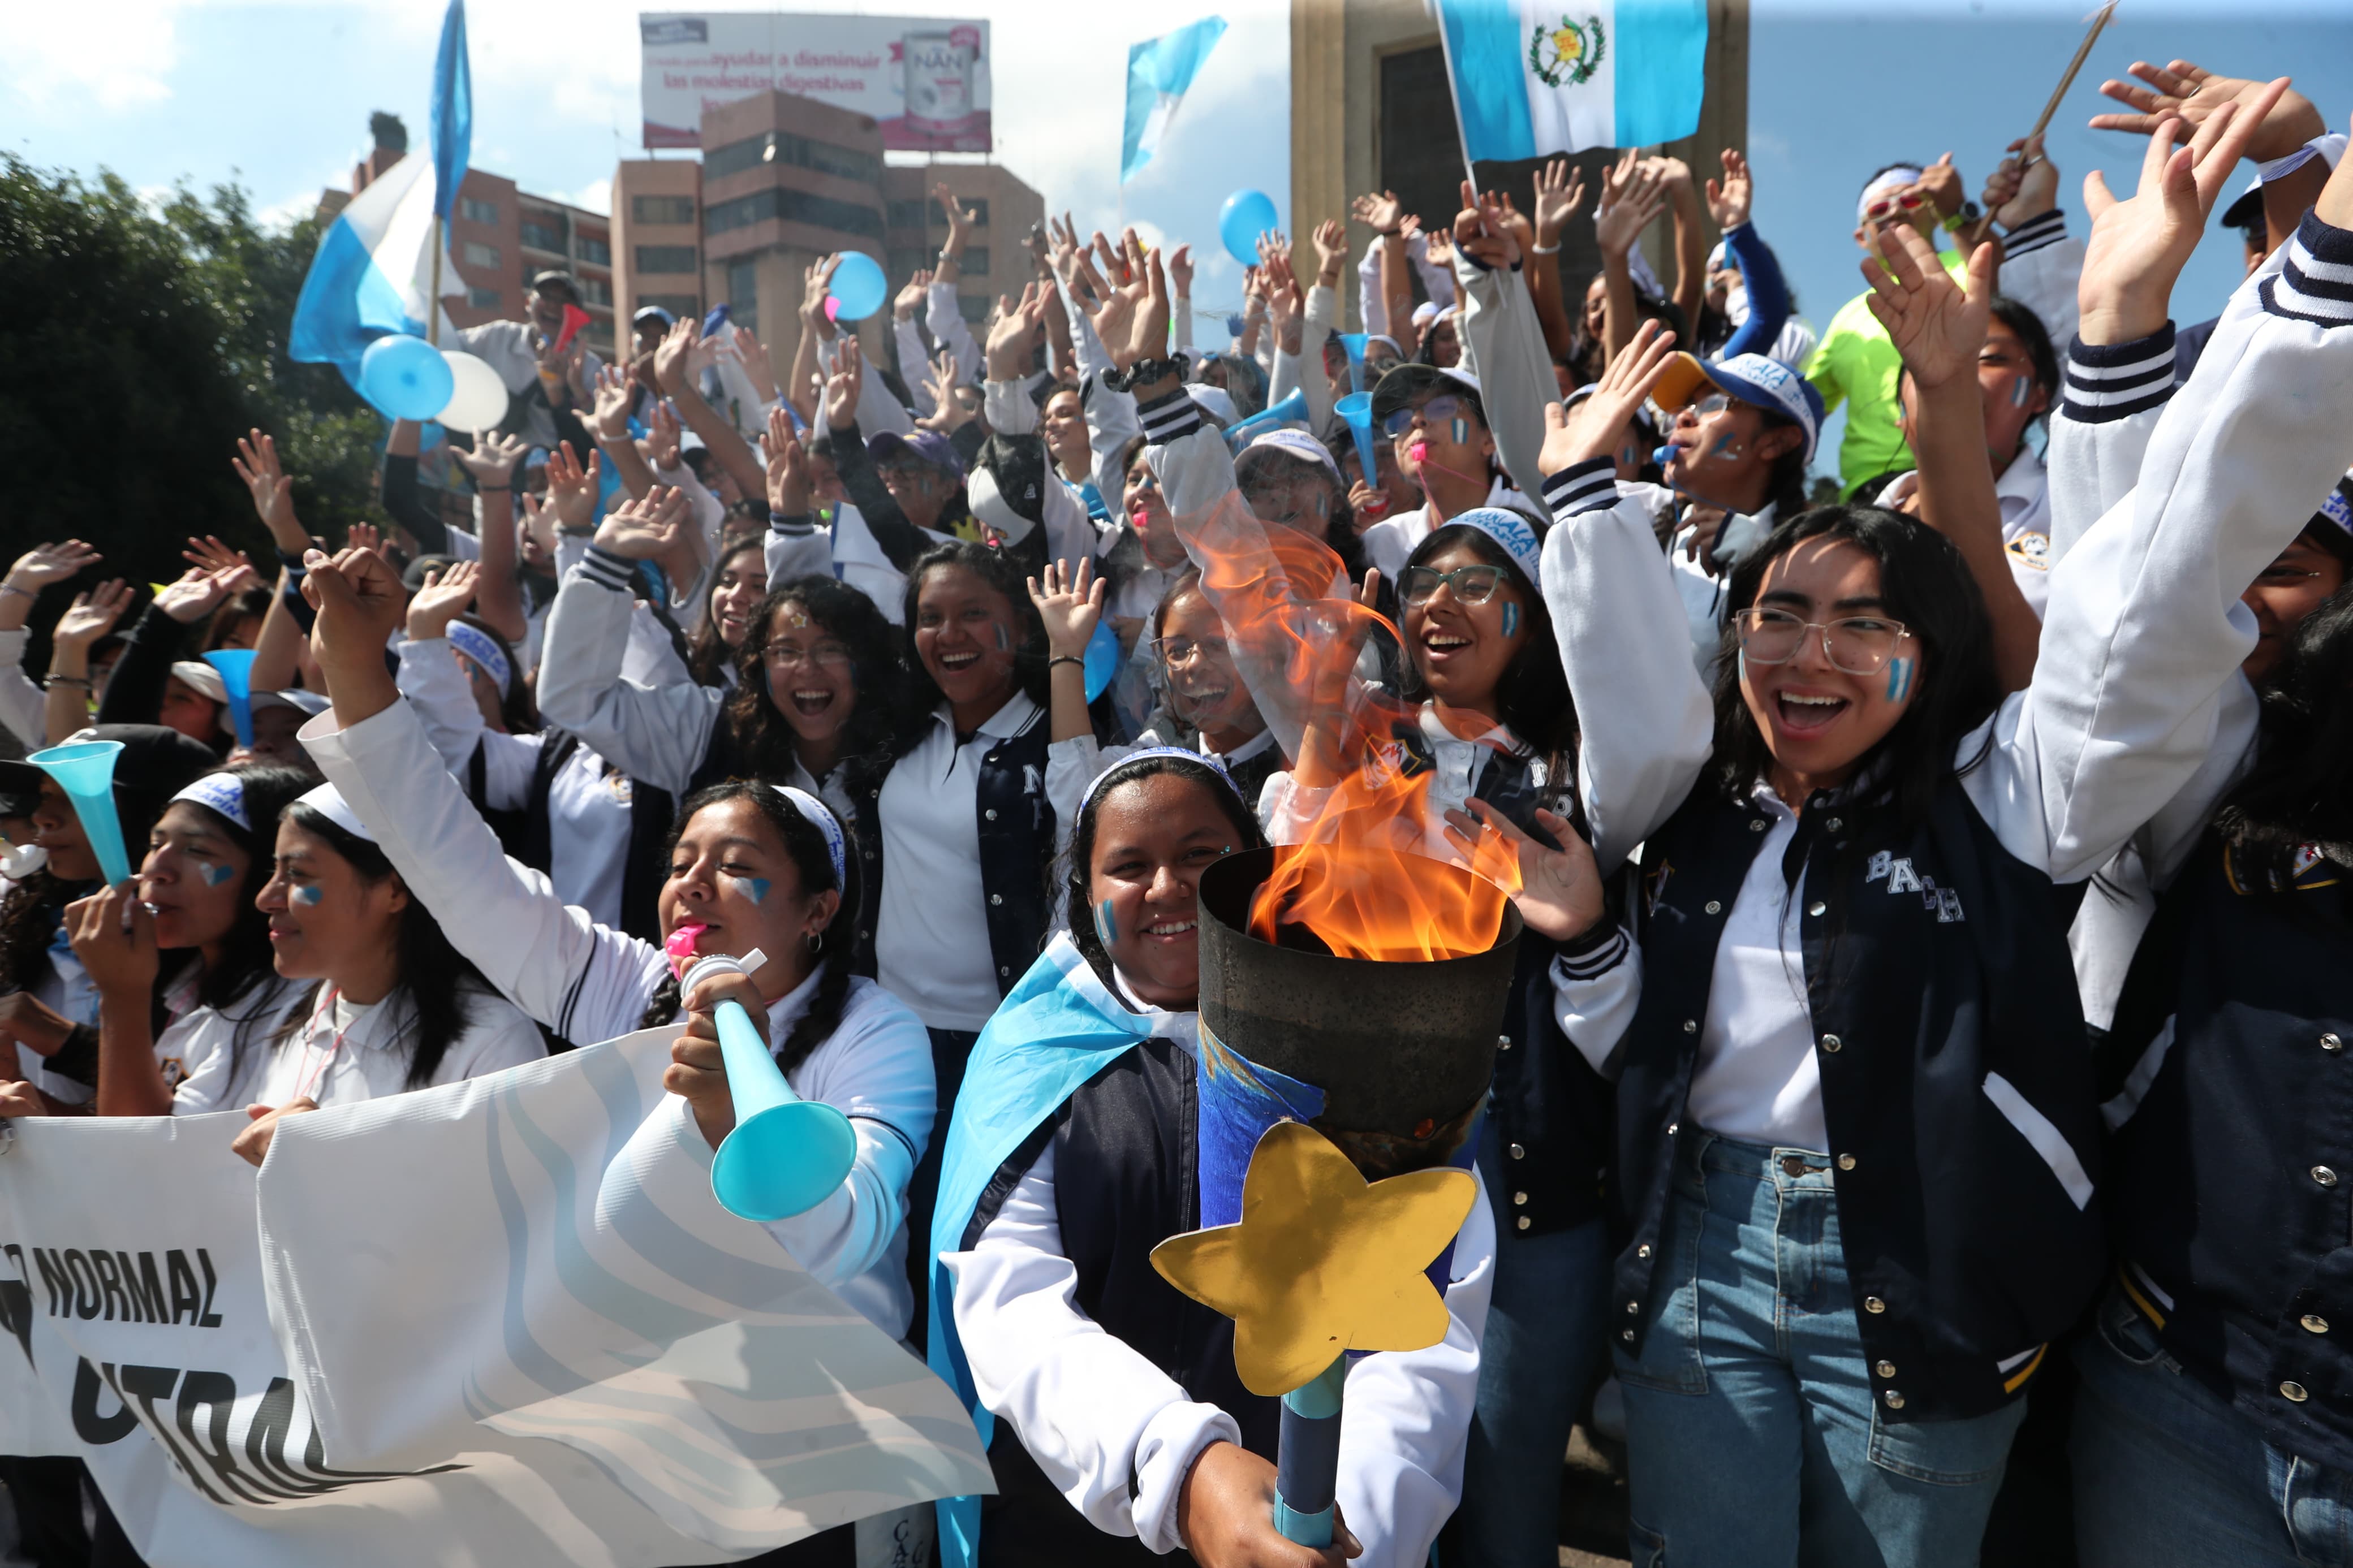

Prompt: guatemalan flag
[
  {"left": 1435, "top": 0, "right": 1708, "bottom": 161},
  {"left": 289, "top": 0, "right": 471, "bottom": 380},
  {"left": 1121, "top": 16, "right": 1229, "bottom": 183}
]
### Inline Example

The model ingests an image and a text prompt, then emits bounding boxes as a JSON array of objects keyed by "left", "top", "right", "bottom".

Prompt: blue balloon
[
  {"left": 359, "top": 334, "right": 455, "bottom": 421},
  {"left": 1083, "top": 619, "right": 1121, "bottom": 705},
  {"left": 1218, "top": 189, "right": 1279, "bottom": 266},
  {"left": 828, "top": 252, "right": 888, "bottom": 321}
]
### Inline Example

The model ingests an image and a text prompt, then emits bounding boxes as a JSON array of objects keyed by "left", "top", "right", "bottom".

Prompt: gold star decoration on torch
[{"left": 1149, "top": 1120, "right": 1477, "bottom": 1396}]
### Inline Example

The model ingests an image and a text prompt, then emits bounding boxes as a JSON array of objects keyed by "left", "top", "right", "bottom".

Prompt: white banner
[
  {"left": 639, "top": 12, "right": 993, "bottom": 153},
  {"left": 0, "top": 1029, "right": 992, "bottom": 1566}
]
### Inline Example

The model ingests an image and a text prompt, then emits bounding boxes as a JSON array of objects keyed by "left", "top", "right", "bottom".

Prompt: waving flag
[
  {"left": 1435, "top": 0, "right": 1708, "bottom": 161},
  {"left": 430, "top": 0, "right": 472, "bottom": 219},
  {"left": 1121, "top": 16, "right": 1229, "bottom": 183}
]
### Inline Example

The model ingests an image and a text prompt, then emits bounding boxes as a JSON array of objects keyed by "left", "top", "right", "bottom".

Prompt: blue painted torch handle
[{"left": 1273, "top": 1356, "right": 1346, "bottom": 1547}]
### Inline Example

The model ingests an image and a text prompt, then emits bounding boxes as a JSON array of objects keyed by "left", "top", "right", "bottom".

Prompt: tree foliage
[{"left": 0, "top": 155, "right": 387, "bottom": 585}]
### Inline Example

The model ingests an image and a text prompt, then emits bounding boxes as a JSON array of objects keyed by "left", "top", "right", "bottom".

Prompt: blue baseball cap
[{"left": 1652, "top": 352, "right": 1825, "bottom": 466}]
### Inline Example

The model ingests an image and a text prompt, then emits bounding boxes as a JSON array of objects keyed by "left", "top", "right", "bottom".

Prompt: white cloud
[
  {"left": 6, "top": 0, "right": 187, "bottom": 111},
  {"left": 546, "top": 176, "right": 613, "bottom": 216}
]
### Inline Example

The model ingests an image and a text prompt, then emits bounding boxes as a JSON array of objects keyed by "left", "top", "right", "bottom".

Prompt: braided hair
[{"left": 633, "top": 780, "right": 859, "bottom": 1074}]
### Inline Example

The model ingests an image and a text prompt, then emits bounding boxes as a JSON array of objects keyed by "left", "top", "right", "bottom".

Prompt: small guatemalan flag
[{"left": 1434, "top": 0, "right": 1709, "bottom": 161}]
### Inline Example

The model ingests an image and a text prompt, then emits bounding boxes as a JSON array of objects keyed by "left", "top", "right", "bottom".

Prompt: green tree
[{"left": 0, "top": 155, "right": 386, "bottom": 586}]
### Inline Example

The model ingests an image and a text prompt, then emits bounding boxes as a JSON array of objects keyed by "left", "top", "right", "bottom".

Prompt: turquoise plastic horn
[
  {"left": 1335, "top": 391, "right": 1380, "bottom": 489},
  {"left": 27, "top": 740, "right": 129, "bottom": 886},
  {"left": 1222, "top": 387, "right": 1311, "bottom": 453},
  {"left": 1337, "top": 332, "right": 1369, "bottom": 396},
  {"left": 679, "top": 949, "right": 858, "bottom": 1221},
  {"left": 202, "top": 649, "right": 258, "bottom": 749}
]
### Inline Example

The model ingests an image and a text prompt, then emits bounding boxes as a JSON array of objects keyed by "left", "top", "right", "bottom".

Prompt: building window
[
  {"left": 467, "top": 286, "right": 501, "bottom": 309},
  {"left": 962, "top": 198, "right": 989, "bottom": 228},
  {"left": 460, "top": 197, "right": 499, "bottom": 226},
  {"left": 886, "top": 200, "right": 929, "bottom": 231},
  {"left": 705, "top": 131, "right": 882, "bottom": 187},
  {"left": 579, "top": 277, "right": 611, "bottom": 306},
  {"left": 958, "top": 294, "right": 990, "bottom": 324},
  {"left": 576, "top": 236, "right": 611, "bottom": 266},
  {"left": 463, "top": 240, "right": 500, "bottom": 267},
  {"left": 726, "top": 259, "right": 758, "bottom": 336},
  {"left": 519, "top": 217, "right": 566, "bottom": 253},
  {"left": 888, "top": 247, "right": 931, "bottom": 281},
  {"left": 958, "top": 245, "right": 989, "bottom": 278},
  {"left": 636, "top": 244, "right": 699, "bottom": 275},
  {"left": 632, "top": 195, "right": 696, "bottom": 226},
  {"left": 640, "top": 293, "right": 700, "bottom": 318},
  {"left": 704, "top": 188, "right": 884, "bottom": 241}
]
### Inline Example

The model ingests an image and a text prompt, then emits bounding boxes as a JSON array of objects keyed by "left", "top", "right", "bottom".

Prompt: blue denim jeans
[
  {"left": 2073, "top": 1286, "right": 2353, "bottom": 1566},
  {"left": 1456, "top": 1124, "right": 1613, "bottom": 1567},
  {"left": 1611, "top": 1132, "right": 2027, "bottom": 1567}
]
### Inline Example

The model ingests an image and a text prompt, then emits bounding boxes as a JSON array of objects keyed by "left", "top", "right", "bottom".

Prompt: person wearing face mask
[
  {"left": 0, "top": 724, "right": 218, "bottom": 1111},
  {"left": 1807, "top": 157, "right": 1975, "bottom": 496},
  {"left": 1529, "top": 85, "right": 2352, "bottom": 1564},
  {"left": 926, "top": 750, "right": 1494, "bottom": 1568},
  {"left": 285, "top": 542, "right": 935, "bottom": 1562}
]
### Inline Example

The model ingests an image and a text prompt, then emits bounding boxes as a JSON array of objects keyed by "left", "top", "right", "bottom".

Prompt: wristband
[
  {"left": 44, "top": 673, "right": 90, "bottom": 690},
  {"left": 1048, "top": 655, "right": 1085, "bottom": 671},
  {"left": 1531, "top": 240, "right": 1561, "bottom": 254},
  {"left": 1103, "top": 353, "right": 1190, "bottom": 393},
  {"left": 0, "top": 582, "right": 33, "bottom": 601}
]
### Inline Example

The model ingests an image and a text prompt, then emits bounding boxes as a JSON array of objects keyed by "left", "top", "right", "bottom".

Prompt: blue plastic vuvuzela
[
  {"left": 1335, "top": 392, "right": 1380, "bottom": 489},
  {"left": 27, "top": 740, "right": 128, "bottom": 887},
  {"left": 202, "top": 649, "right": 258, "bottom": 749},
  {"left": 679, "top": 950, "right": 858, "bottom": 1221}
]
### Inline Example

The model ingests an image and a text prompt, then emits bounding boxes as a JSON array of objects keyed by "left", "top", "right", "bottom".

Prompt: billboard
[{"left": 640, "top": 13, "right": 992, "bottom": 153}]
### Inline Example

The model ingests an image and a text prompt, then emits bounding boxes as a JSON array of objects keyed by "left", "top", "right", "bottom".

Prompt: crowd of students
[{"left": 5, "top": 54, "right": 2353, "bottom": 1568}]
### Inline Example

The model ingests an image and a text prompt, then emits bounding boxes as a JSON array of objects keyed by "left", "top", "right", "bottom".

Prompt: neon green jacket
[{"left": 1805, "top": 249, "right": 1970, "bottom": 496}]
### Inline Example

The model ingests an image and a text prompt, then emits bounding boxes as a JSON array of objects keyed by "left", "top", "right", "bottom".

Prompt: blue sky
[{"left": 6, "top": 0, "right": 2348, "bottom": 477}]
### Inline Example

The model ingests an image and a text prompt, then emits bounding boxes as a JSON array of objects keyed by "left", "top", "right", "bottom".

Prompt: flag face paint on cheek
[
  {"left": 2010, "top": 375, "right": 2032, "bottom": 409},
  {"left": 290, "top": 884, "right": 323, "bottom": 907},
  {"left": 727, "top": 873, "right": 771, "bottom": 905},
  {"left": 1094, "top": 899, "right": 1117, "bottom": 946},
  {"left": 1886, "top": 656, "right": 1915, "bottom": 703},
  {"left": 199, "top": 861, "right": 236, "bottom": 888},
  {"left": 1451, "top": 418, "right": 1468, "bottom": 446},
  {"left": 993, "top": 622, "right": 1011, "bottom": 652},
  {"left": 1501, "top": 602, "right": 1519, "bottom": 638}
]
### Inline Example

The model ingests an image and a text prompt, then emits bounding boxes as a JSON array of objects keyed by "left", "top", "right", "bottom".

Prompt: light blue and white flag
[
  {"left": 1434, "top": 0, "right": 1708, "bottom": 162},
  {"left": 1121, "top": 16, "right": 1229, "bottom": 183},
  {"left": 289, "top": 0, "right": 470, "bottom": 378}
]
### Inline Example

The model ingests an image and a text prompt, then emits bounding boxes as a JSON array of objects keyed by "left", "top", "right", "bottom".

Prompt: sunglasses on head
[{"left": 1863, "top": 188, "right": 1929, "bottom": 223}]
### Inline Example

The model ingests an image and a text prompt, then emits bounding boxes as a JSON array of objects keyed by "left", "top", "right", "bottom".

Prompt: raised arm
[
  {"left": 1527, "top": 159, "right": 1587, "bottom": 358},
  {"left": 446, "top": 432, "right": 531, "bottom": 643},
  {"left": 0, "top": 541, "right": 100, "bottom": 748},
  {"left": 1451, "top": 183, "right": 1554, "bottom": 498},
  {"left": 1653, "top": 157, "right": 1708, "bottom": 334},
  {"left": 1595, "top": 152, "right": 1667, "bottom": 366},
  {"left": 654, "top": 317, "right": 770, "bottom": 511},
  {"left": 1705, "top": 151, "right": 1794, "bottom": 362},
  {"left": 41, "top": 580, "right": 130, "bottom": 744}
]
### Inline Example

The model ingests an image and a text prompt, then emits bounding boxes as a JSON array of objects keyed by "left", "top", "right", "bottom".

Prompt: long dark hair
[
  {"left": 453, "top": 612, "right": 537, "bottom": 735},
  {"left": 1061, "top": 755, "right": 1266, "bottom": 992},
  {"left": 1395, "top": 521, "right": 1578, "bottom": 770},
  {"left": 633, "top": 780, "right": 859, "bottom": 1072},
  {"left": 170, "top": 765, "right": 314, "bottom": 1081},
  {"left": 274, "top": 801, "right": 492, "bottom": 1090},
  {"left": 688, "top": 541, "right": 765, "bottom": 688},
  {"left": 1709, "top": 506, "right": 2001, "bottom": 830},
  {"left": 897, "top": 541, "right": 1051, "bottom": 742},
  {"left": 725, "top": 576, "right": 906, "bottom": 798},
  {"left": 2213, "top": 587, "right": 2353, "bottom": 884}
]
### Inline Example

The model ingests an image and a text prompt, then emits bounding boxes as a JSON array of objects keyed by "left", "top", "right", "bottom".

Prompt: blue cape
[{"left": 926, "top": 933, "right": 1199, "bottom": 1568}]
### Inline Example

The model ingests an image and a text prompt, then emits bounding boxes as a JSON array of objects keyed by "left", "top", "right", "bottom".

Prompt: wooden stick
[{"left": 2027, "top": 2, "right": 2118, "bottom": 147}]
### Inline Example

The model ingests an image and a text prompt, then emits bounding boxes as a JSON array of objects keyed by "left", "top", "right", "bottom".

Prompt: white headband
[
  {"left": 1079, "top": 747, "right": 1243, "bottom": 817},
  {"left": 1857, "top": 166, "right": 1925, "bottom": 222},
  {"left": 772, "top": 785, "right": 846, "bottom": 887},
  {"left": 1444, "top": 507, "right": 1545, "bottom": 587},
  {"left": 445, "top": 621, "right": 513, "bottom": 698},
  {"left": 171, "top": 772, "right": 250, "bottom": 833},
  {"left": 294, "top": 783, "right": 376, "bottom": 843}
]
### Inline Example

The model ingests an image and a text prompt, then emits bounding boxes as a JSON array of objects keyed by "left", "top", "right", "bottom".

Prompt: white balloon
[{"left": 436, "top": 351, "right": 511, "bottom": 431}]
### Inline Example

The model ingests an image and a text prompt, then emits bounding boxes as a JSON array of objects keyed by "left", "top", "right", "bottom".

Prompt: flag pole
[
  {"left": 429, "top": 214, "right": 444, "bottom": 347},
  {"left": 2026, "top": 1, "right": 2117, "bottom": 147}
]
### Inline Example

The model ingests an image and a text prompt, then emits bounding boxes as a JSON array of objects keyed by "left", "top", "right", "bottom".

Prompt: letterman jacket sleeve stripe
[
  {"left": 575, "top": 544, "right": 637, "bottom": 593},
  {"left": 1137, "top": 390, "right": 1204, "bottom": 444},
  {"left": 2059, "top": 328, "right": 2179, "bottom": 421},
  {"left": 1541, "top": 457, "right": 1619, "bottom": 518},
  {"left": 2259, "top": 221, "right": 2353, "bottom": 325},
  {"left": 2001, "top": 209, "right": 2067, "bottom": 259}
]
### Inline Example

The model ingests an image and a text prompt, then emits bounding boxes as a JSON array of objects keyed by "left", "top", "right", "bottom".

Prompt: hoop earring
[{"left": 806, "top": 931, "right": 822, "bottom": 955}]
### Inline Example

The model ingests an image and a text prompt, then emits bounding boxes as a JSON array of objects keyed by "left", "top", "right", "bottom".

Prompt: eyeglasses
[
  {"left": 1381, "top": 395, "right": 1470, "bottom": 439},
  {"left": 2255, "top": 564, "right": 2326, "bottom": 583},
  {"left": 1152, "top": 635, "right": 1232, "bottom": 667},
  {"left": 1863, "top": 188, "right": 1929, "bottom": 223},
  {"left": 1399, "top": 563, "right": 1509, "bottom": 606},
  {"left": 1735, "top": 608, "right": 1911, "bottom": 675},
  {"left": 764, "top": 640, "right": 853, "bottom": 671},
  {"left": 1686, "top": 392, "right": 1734, "bottom": 417}
]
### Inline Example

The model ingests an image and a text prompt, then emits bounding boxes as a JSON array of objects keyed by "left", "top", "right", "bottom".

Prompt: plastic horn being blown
[
  {"left": 203, "top": 649, "right": 259, "bottom": 749},
  {"left": 27, "top": 740, "right": 129, "bottom": 887},
  {"left": 1335, "top": 391, "right": 1380, "bottom": 493},
  {"left": 673, "top": 939, "right": 858, "bottom": 1220},
  {"left": 1222, "top": 387, "right": 1310, "bottom": 453}
]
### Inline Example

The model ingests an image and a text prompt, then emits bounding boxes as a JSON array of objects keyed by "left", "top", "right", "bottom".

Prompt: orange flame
[{"left": 1174, "top": 489, "right": 1520, "bottom": 962}]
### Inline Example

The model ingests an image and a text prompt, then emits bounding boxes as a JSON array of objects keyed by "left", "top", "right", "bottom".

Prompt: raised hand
[
  {"left": 1542, "top": 318, "right": 1680, "bottom": 473},
  {"left": 1071, "top": 230, "right": 1170, "bottom": 374},
  {"left": 654, "top": 316, "right": 700, "bottom": 394},
  {"left": 1705, "top": 148, "right": 1753, "bottom": 231},
  {"left": 406, "top": 559, "right": 481, "bottom": 641},
  {"left": 1028, "top": 557, "right": 1104, "bottom": 659},
  {"left": 1169, "top": 242, "right": 1195, "bottom": 298},
  {"left": 346, "top": 521, "right": 382, "bottom": 556},
  {"left": 300, "top": 544, "right": 410, "bottom": 682},
  {"left": 1594, "top": 151, "right": 1666, "bottom": 260},
  {"left": 1453, "top": 180, "right": 1522, "bottom": 270},
  {"left": 52, "top": 580, "right": 132, "bottom": 649},
  {"left": 985, "top": 281, "right": 1050, "bottom": 379},
  {"left": 590, "top": 364, "right": 636, "bottom": 443},
  {"left": 921, "top": 350, "right": 975, "bottom": 434},
  {"left": 1352, "top": 189, "right": 1406, "bottom": 235},
  {"left": 641, "top": 400, "right": 683, "bottom": 472},
  {"left": 1864, "top": 223, "right": 1993, "bottom": 391},
  {"left": 894, "top": 269, "right": 934, "bottom": 322},
  {"left": 2092, "top": 59, "right": 2323, "bottom": 163},
  {"left": 231, "top": 429, "right": 305, "bottom": 548},
  {"left": 153, "top": 566, "right": 232, "bottom": 625},
  {"left": 934, "top": 181, "right": 979, "bottom": 244},
  {"left": 1533, "top": 158, "right": 1588, "bottom": 248},
  {"left": 182, "top": 537, "right": 260, "bottom": 599},
  {"left": 592, "top": 486, "right": 692, "bottom": 561},
  {"left": 823, "top": 335, "right": 864, "bottom": 428},
  {"left": 2078, "top": 78, "right": 2290, "bottom": 343},
  {"left": 761, "top": 407, "right": 812, "bottom": 513},
  {"left": 7, "top": 539, "right": 100, "bottom": 592},
  {"left": 1312, "top": 219, "right": 1350, "bottom": 286},
  {"left": 1980, "top": 136, "right": 2059, "bottom": 231},
  {"left": 734, "top": 325, "right": 779, "bottom": 400},
  {"left": 452, "top": 430, "right": 528, "bottom": 487},
  {"left": 1444, "top": 801, "right": 1604, "bottom": 944},
  {"left": 1421, "top": 227, "right": 1454, "bottom": 270},
  {"left": 801, "top": 254, "right": 843, "bottom": 338},
  {"left": 1911, "top": 152, "right": 1962, "bottom": 222},
  {"left": 544, "top": 440, "right": 601, "bottom": 533}
]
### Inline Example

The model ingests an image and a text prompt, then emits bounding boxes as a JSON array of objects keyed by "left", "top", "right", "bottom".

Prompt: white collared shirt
[
  {"left": 1874, "top": 446, "right": 2053, "bottom": 617},
  {"left": 210, "top": 983, "right": 545, "bottom": 1114},
  {"left": 1359, "top": 476, "right": 1534, "bottom": 583},
  {"left": 877, "top": 693, "right": 1043, "bottom": 1033},
  {"left": 1685, "top": 781, "right": 1828, "bottom": 1153}
]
